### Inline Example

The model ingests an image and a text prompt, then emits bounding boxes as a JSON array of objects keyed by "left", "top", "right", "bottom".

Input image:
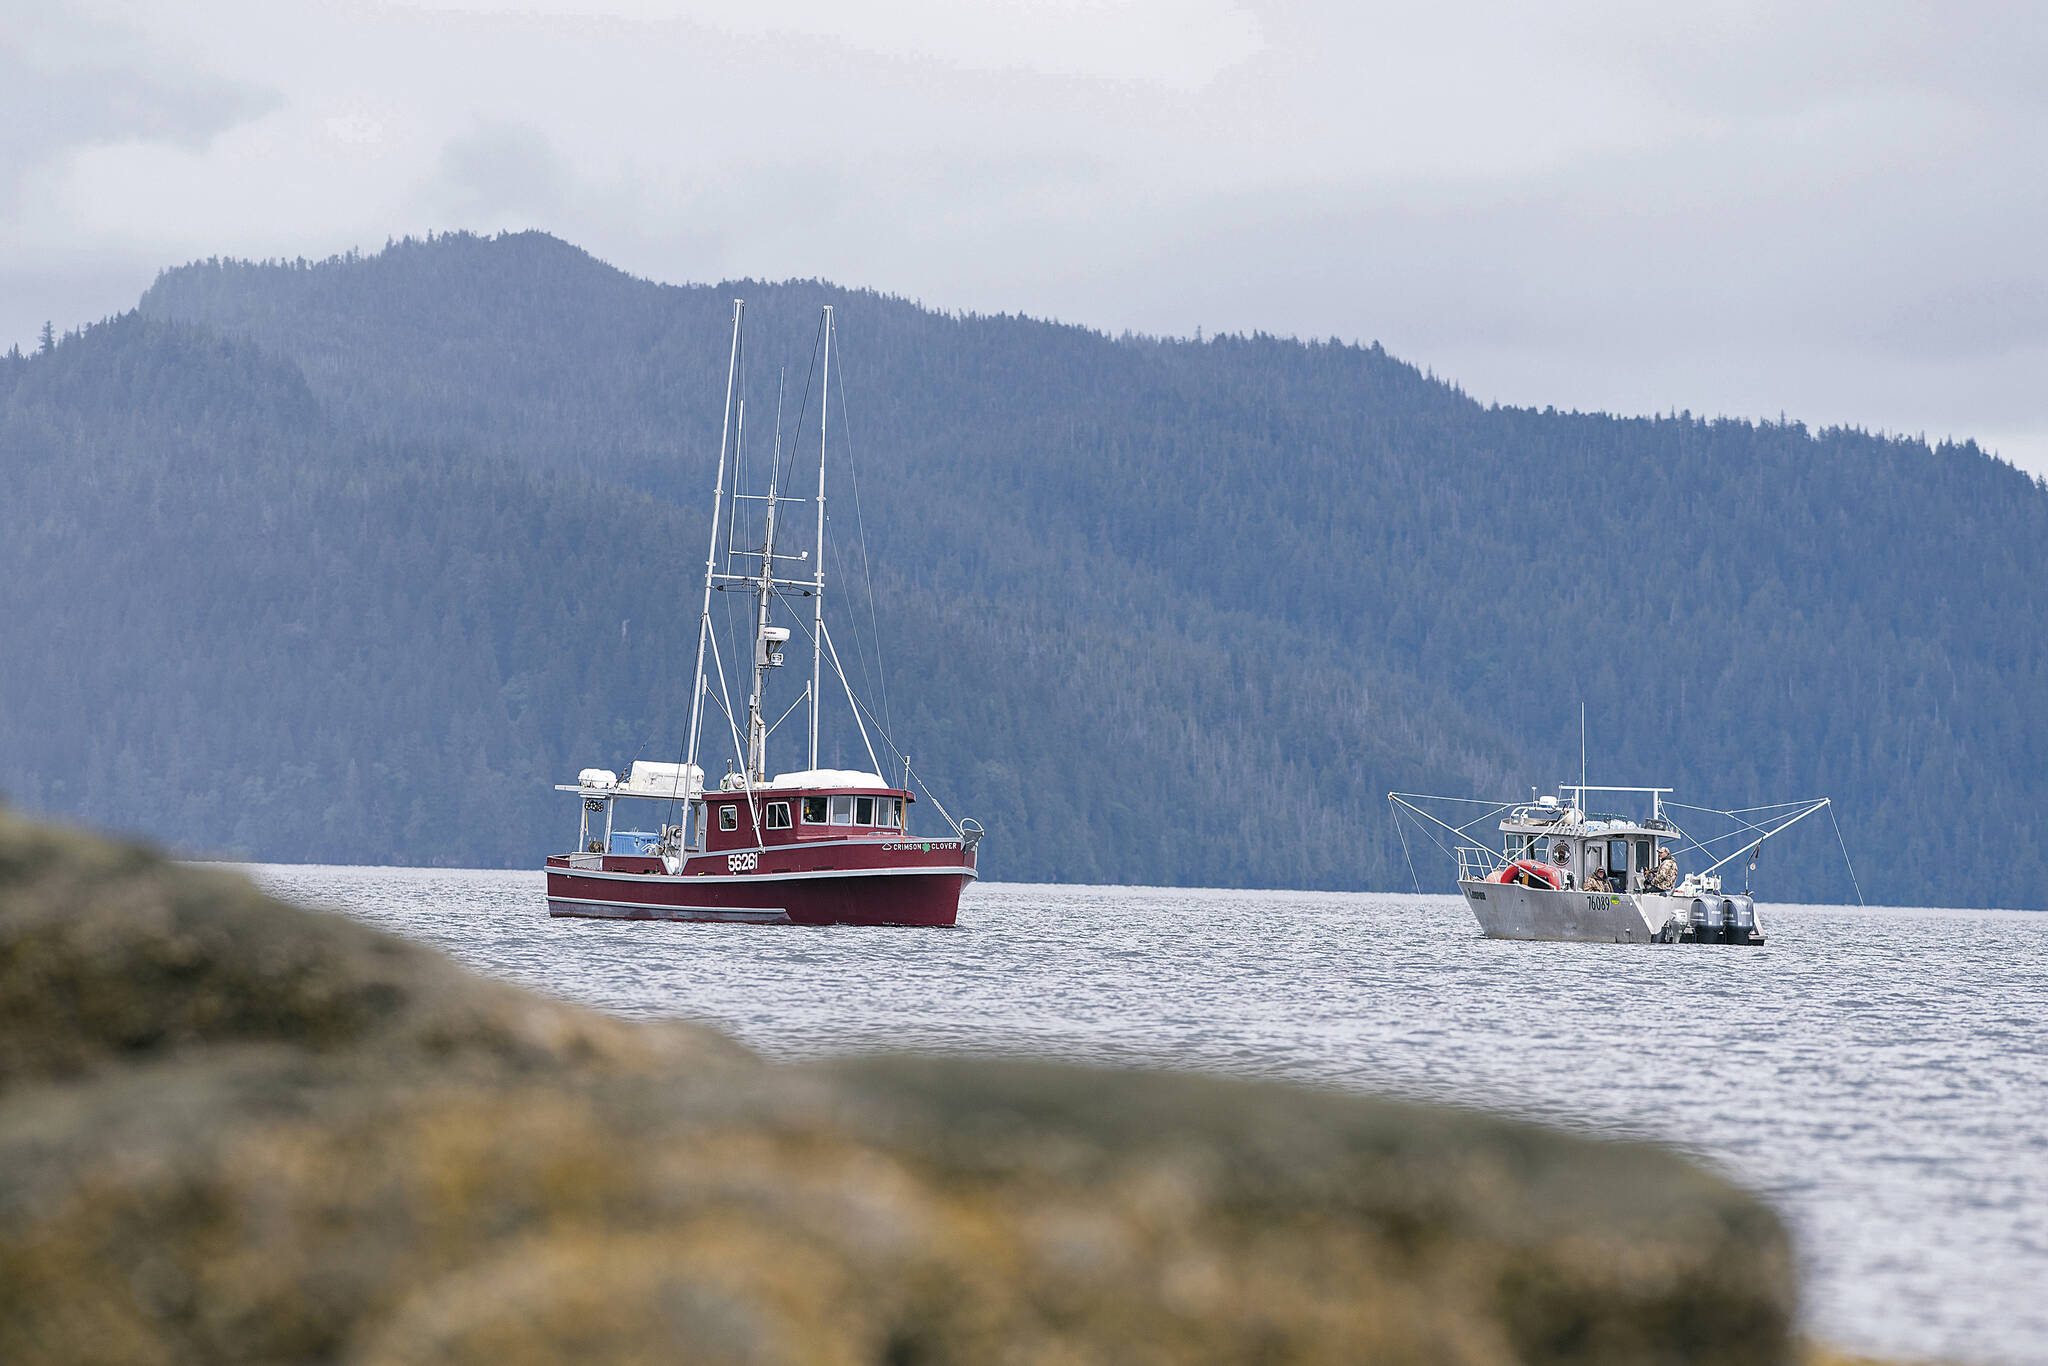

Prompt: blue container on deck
[{"left": 609, "top": 829, "right": 660, "bottom": 855}]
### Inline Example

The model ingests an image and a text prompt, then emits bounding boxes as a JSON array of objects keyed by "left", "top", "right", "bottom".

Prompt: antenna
[{"left": 1580, "top": 702, "right": 1587, "bottom": 798}]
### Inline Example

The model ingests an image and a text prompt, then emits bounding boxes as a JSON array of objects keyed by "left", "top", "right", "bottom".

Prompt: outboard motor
[
  {"left": 1688, "top": 897, "right": 1712, "bottom": 944},
  {"left": 1696, "top": 896, "right": 1724, "bottom": 944},
  {"left": 1726, "top": 895, "right": 1761, "bottom": 945},
  {"left": 1717, "top": 897, "right": 1742, "bottom": 945}
]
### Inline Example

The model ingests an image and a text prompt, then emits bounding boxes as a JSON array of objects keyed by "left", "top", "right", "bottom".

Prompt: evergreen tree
[{"left": 0, "top": 233, "right": 2039, "bottom": 907}]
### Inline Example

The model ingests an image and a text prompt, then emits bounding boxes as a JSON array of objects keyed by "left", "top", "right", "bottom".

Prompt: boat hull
[
  {"left": 545, "top": 861, "right": 974, "bottom": 926},
  {"left": 1459, "top": 881, "right": 1761, "bottom": 945}
]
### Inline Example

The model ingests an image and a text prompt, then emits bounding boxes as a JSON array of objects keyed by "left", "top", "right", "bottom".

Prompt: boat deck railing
[{"left": 1455, "top": 846, "right": 1501, "bottom": 882}]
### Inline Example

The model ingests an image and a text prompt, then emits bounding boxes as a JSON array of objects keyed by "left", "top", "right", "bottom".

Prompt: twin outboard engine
[
  {"left": 1724, "top": 895, "right": 1763, "bottom": 945},
  {"left": 1691, "top": 896, "right": 1722, "bottom": 941},
  {"left": 1684, "top": 894, "right": 1764, "bottom": 945}
]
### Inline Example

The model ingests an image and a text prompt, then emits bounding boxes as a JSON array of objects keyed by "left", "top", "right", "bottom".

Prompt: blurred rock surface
[{"left": 0, "top": 809, "right": 1804, "bottom": 1365}]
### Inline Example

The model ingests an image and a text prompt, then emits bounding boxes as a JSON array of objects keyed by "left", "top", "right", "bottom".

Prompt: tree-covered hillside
[
  {"left": 4, "top": 231, "right": 2042, "bottom": 905},
  {"left": 0, "top": 308, "right": 1511, "bottom": 888}
]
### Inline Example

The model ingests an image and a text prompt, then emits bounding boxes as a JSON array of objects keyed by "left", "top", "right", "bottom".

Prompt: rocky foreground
[{"left": 0, "top": 809, "right": 1806, "bottom": 1365}]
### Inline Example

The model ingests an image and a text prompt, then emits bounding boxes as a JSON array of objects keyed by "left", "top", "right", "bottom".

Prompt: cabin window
[
  {"left": 830, "top": 795, "right": 855, "bottom": 825},
  {"left": 855, "top": 796, "right": 875, "bottom": 825},
  {"left": 802, "top": 796, "right": 828, "bottom": 824},
  {"left": 886, "top": 798, "right": 903, "bottom": 827},
  {"left": 766, "top": 802, "right": 791, "bottom": 830},
  {"left": 718, "top": 805, "right": 738, "bottom": 832},
  {"left": 1635, "top": 838, "right": 1651, "bottom": 873},
  {"left": 1608, "top": 839, "right": 1629, "bottom": 873}
]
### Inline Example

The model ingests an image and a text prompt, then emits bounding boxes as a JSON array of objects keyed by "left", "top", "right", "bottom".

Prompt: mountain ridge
[{"left": 2, "top": 230, "right": 2039, "bottom": 904}]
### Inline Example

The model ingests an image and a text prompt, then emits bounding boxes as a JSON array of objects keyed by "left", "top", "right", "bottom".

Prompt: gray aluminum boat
[{"left": 1389, "top": 784, "right": 1861, "bottom": 945}]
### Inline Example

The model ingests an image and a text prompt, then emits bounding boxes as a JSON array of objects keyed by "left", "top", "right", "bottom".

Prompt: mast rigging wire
[
  {"left": 767, "top": 602, "right": 968, "bottom": 836},
  {"left": 1829, "top": 803, "right": 1867, "bottom": 907},
  {"left": 769, "top": 312, "right": 826, "bottom": 516},
  {"left": 832, "top": 350, "right": 893, "bottom": 739},
  {"left": 826, "top": 530, "right": 884, "bottom": 741},
  {"left": 1394, "top": 805, "right": 1422, "bottom": 894}
]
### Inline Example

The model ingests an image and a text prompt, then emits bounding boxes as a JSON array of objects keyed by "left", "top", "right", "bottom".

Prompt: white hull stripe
[
  {"left": 547, "top": 896, "right": 791, "bottom": 922},
  {"left": 548, "top": 863, "right": 977, "bottom": 886}
]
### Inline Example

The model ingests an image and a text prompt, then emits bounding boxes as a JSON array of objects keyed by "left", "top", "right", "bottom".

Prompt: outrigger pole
[
  {"left": 686, "top": 300, "right": 743, "bottom": 780},
  {"left": 746, "top": 369, "right": 788, "bottom": 783},
  {"left": 809, "top": 307, "right": 830, "bottom": 771},
  {"left": 1385, "top": 793, "right": 1520, "bottom": 865},
  {"left": 1688, "top": 798, "right": 1831, "bottom": 878}
]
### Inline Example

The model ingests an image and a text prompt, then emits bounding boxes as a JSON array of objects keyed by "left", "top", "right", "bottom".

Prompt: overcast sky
[{"left": 7, "top": 1, "right": 2046, "bottom": 475}]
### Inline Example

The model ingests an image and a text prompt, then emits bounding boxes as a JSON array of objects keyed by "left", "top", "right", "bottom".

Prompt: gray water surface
[{"left": 240, "top": 866, "right": 2048, "bottom": 1365}]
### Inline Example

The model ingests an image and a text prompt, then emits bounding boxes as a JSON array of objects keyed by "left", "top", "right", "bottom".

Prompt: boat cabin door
[
  {"left": 1591, "top": 836, "right": 1650, "bottom": 892},
  {"left": 580, "top": 795, "right": 613, "bottom": 854}
]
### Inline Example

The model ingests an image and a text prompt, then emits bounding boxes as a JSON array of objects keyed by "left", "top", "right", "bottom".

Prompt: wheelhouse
[
  {"left": 699, "top": 771, "right": 915, "bottom": 853},
  {"left": 556, "top": 762, "right": 918, "bottom": 869},
  {"left": 1493, "top": 786, "right": 1678, "bottom": 893}
]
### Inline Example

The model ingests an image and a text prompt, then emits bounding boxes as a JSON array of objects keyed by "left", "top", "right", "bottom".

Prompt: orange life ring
[{"left": 1491, "top": 858, "right": 1564, "bottom": 890}]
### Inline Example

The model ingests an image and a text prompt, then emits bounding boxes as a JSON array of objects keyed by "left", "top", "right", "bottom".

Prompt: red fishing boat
[{"left": 544, "top": 302, "right": 980, "bottom": 925}]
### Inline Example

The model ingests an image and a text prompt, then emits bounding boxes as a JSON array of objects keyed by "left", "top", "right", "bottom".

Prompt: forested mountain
[{"left": 4, "top": 230, "right": 2042, "bottom": 905}]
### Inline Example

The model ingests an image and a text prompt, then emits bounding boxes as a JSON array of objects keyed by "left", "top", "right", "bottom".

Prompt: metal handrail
[{"left": 1455, "top": 845, "right": 1501, "bottom": 881}]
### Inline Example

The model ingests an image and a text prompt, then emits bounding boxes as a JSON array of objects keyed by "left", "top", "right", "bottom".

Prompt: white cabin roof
[
  {"left": 1499, "top": 807, "right": 1672, "bottom": 837},
  {"left": 763, "top": 768, "right": 890, "bottom": 790}
]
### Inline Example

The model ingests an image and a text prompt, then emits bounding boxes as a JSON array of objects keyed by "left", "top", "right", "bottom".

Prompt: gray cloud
[
  {"left": 1879, "top": 280, "right": 2048, "bottom": 362},
  {"left": 6, "top": 1, "right": 2047, "bottom": 475},
  {"left": 1608, "top": 0, "right": 2048, "bottom": 121},
  {"left": 428, "top": 122, "right": 572, "bottom": 223},
  {"left": 0, "top": 15, "right": 279, "bottom": 214}
]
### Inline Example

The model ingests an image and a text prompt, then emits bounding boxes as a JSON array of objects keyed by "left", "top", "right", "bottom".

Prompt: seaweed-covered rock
[
  {"left": 0, "top": 812, "right": 736, "bottom": 1089},
  {"left": 0, "top": 809, "right": 1799, "bottom": 1365}
]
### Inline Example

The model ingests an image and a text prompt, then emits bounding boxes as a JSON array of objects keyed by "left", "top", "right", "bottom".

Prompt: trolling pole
[
  {"left": 1696, "top": 798, "right": 1833, "bottom": 877},
  {"left": 810, "top": 307, "right": 831, "bottom": 771},
  {"left": 747, "top": 375, "right": 787, "bottom": 783},
  {"left": 686, "top": 300, "right": 743, "bottom": 776}
]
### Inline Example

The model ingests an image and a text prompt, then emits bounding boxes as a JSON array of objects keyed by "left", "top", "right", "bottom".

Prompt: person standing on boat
[{"left": 1646, "top": 846, "right": 1678, "bottom": 892}]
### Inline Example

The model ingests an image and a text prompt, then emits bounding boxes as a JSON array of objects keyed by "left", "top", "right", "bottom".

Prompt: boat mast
[
  {"left": 809, "top": 306, "right": 831, "bottom": 771},
  {"left": 685, "top": 301, "right": 743, "bottom": 782},
  {"left": 746, "top": 378, "right": 787, "bottom": 784}
]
